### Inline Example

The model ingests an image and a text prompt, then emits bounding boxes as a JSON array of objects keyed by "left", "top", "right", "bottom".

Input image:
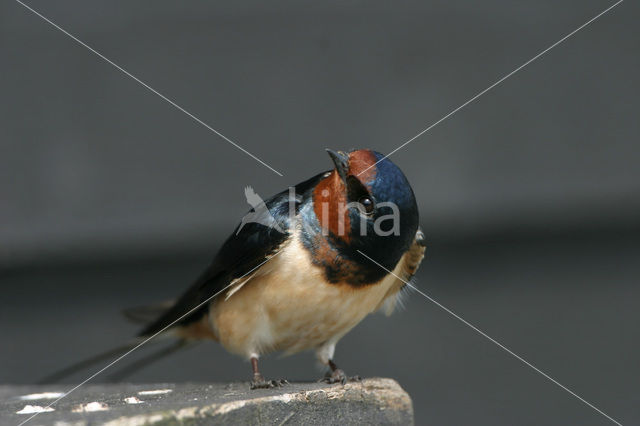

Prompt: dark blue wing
[{"left": 138, "top": 172, "right": 326, "bottom": 337}]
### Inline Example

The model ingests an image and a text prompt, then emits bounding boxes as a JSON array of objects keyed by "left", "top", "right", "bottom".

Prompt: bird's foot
[
  {"left": 320, "top": 369, "right": 362, "bottom": 385},
  {"left": 250, "top": 374, "right": 288, "bottom": 390}
]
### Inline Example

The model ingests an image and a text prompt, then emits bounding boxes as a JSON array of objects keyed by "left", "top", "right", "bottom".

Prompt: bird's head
[{"left": 312, "top": 149, "right": 419, "bottom": 271}]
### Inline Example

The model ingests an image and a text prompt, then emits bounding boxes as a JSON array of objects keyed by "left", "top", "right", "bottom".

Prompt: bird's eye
[{"left": 358, "top": 196, "right": 375, "bottom": 215}]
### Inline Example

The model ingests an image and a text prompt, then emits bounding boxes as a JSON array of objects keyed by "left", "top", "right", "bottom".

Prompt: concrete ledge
[{"left": 2, "top": 378, "right": 413, "bottom": 425}]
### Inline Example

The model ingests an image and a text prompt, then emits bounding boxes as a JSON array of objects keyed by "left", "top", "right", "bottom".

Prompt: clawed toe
[
  {"left": 321, "top": 368, "right": 348, "bottom": 384},
  {"left": 250, "top": 375, "right": 288, "bottom": 390},
  {"left": 250, "top": 380, "right": 274, "bottom": 389},
  {"left": 320, "top": 370, "right": 363, "bottom": 385}
]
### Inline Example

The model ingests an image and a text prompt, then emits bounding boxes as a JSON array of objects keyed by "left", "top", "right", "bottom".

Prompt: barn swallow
[{"left": 43, "top": 149, "right": 425, "bottom": 388}]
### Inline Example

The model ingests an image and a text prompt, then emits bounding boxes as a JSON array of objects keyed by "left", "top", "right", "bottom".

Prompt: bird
[{"left": 42, "top": 148, "right": 426, "bottom": 388}]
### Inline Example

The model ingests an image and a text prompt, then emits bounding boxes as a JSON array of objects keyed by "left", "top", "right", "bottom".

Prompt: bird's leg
[
  {"left": 316, "top": 342, "right": 361, "bottom": 384},
  {"left": 250, "top": 356, "right": 272, "bottom": 389},
  {"left": 250, "top": 356, "right": 287, "bottom": 389},
  {"left": 322, "top": 359, "right": 362, "bottom": 385},
  {"left": 325, "top": 359, "right": 347, "bottom": 385}
]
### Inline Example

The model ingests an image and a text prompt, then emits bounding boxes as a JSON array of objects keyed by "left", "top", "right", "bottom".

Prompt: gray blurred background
[{"left": 1, "top": 0, "right": 638, "bottom": 424}]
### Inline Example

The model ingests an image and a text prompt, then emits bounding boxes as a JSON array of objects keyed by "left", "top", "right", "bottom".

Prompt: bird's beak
[{"left": 326, "top": 149, "right": 349, "bottom": 184}]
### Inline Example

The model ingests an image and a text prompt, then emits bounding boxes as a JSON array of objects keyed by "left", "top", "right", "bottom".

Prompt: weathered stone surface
[{"left": 1, "top": 378, "right": 413, "bottom": 425}]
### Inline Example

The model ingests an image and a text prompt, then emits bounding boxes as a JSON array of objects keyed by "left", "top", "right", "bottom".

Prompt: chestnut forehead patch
[{"left": 347, "top": 150, "right": 378, "bottom": 186}]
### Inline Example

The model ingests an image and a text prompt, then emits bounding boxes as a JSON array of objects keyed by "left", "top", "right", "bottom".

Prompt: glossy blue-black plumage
[{"left": 348, "top": 151, "right": 419, "bottom": 273}]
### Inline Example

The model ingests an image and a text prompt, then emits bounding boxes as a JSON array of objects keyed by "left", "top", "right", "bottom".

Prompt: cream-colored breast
[{"left": 208, "top": 232, "right": 404, "bottom": 359}]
